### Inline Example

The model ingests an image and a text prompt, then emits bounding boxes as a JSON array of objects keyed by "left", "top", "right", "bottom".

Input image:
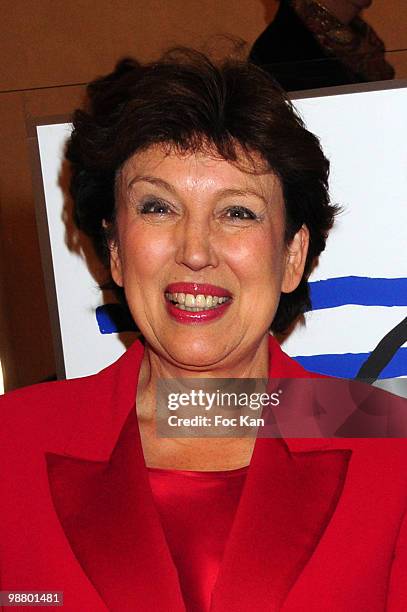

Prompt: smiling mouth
[{"left": 165, "top": 292, "right": 232, "bottom": 312}]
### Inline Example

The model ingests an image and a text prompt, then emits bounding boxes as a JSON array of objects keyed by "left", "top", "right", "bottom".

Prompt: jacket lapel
[
  {"left": 46, "top": 336, "right": 351, "bottom": 611},
  {"left": 211, "top": 337, "right": 352, "bottom": 609},
  {"left": 46, "top": 407, "right": 186, "bottom": 612},
  {"left": 46, "top": 340, "right": 186, "bottom": 611},
  {"left": 210, "top": 437, "right": 351, "bottom": 611}
]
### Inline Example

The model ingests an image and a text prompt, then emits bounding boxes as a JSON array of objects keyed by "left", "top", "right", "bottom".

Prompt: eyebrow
[
  {"left": 127, "top": 175, "right": 178, "bottom": 196},
  {"left": 215, "top": 188, "right": 268, "bottom": 206},
  {"left": 127, "top": 176, "right": 269, "bottom": 205}
]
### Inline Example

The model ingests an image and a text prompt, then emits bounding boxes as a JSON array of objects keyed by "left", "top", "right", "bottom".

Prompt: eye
[
  {"left": 224, "top": 206, "right": 259, "bottom": 221},
  {"left": 139, "top": 198, "right": 171, "bottom": 215}
]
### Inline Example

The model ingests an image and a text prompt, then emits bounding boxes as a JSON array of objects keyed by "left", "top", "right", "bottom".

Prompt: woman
[{"left": 0, "top": 49, "right": 406, "bottom": 611}]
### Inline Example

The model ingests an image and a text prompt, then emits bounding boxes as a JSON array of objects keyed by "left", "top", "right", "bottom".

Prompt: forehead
[{"left": 118, "top": 144, "right": 282, "bottom": 197}]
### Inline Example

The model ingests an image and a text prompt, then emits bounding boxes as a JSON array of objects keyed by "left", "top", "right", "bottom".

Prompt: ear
[
  {"left": 104, "top": 221, "right": 124, "bottom": 288},
  {"left": 281, "top": 224, "right": 310, "bottom": 293},
  {"left": 109, "top": 240, "right": 124, "bottom": 288}
]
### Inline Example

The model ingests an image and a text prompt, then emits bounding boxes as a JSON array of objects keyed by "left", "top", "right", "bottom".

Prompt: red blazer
[{"left": 1, "top": 336, "right": 407, "bottom": 611}]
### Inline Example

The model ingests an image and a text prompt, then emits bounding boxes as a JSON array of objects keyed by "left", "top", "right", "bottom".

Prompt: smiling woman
[
  {"left": 65, "top": 49, "right": 333, "bottom": 478},
  {"left": 1, "top": 48, "right": 407, "bottom": 612},
  {"left": 110, "top": 147, "right": 307, "bottom": 377}
]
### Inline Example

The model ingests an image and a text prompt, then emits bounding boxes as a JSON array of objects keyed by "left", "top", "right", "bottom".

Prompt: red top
[
  {"left": 3, "top": 337, "right": 407, "bottom": 611},
  {"left": 148, "top": 465, "right": 248, "bottom": 612}
]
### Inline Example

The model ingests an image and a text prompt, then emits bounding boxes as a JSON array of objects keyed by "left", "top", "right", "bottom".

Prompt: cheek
[
  {"left": 225, "top": 231, "right": 285, "bottom": 288},
  {"left": 120, "top": 225, "right": 173, "bottom": 282}
]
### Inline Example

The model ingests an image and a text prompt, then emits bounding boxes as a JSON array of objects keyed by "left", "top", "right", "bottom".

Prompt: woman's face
[{"left": 111, "top": 145, "right": 308, "bottom": 371}]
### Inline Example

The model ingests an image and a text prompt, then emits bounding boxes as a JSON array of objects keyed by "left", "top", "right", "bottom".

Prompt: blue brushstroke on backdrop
[
  {"left": 96, "top": 276, "right": 407, "bottom": 379},
  {"left": 96, "top": 277, "right": 407, "bottom": 332},
  {"left": 293, "top": 348, "right": 407, "bottom": 379},
  {"left": 96, "top": 304, "right": 136, "bottom": 334},
  {"left": 309, "top": 276, "right": 407, "bottom": 310}
]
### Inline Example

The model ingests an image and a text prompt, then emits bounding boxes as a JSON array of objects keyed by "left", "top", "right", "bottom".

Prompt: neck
[{"left": 136, "top": 335, "right": 270, "bottom": 422}]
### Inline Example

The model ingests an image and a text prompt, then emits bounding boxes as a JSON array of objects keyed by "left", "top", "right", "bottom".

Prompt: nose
[{"left": 175, "top": 213, "right": 219, "bottom": 271}]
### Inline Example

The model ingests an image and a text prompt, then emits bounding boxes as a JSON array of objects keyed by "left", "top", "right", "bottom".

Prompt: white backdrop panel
[{"left": 35, "top": 83, "right": 407, "bottom": 380}]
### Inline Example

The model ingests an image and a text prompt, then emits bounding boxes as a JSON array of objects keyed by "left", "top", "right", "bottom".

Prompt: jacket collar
[
  {"left": 61, "top": 335, "right": 349, "bottom": 459},
  {"left": 46, "top": 336, "right": 352, "bottom": 611}
]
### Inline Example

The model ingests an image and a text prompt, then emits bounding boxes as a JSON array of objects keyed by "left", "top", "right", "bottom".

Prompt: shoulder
[
  {"left": 0, "top": 339, "right": 144, "bottom": 452},
  {"left": 269, "top": 334, "right": 322, "bottom": 378},
  {"left": 0, "top": 353, "right": 123, "bottom": 453}
]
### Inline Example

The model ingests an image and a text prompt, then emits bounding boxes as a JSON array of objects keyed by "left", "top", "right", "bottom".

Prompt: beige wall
[{"left": 0, "top": 1, "right": 406, "bottom": 390}]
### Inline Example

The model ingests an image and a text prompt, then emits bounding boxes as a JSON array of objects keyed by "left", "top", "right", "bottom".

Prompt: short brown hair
[{"left": 66, "top": 48, "right": 337, "bottom": 333}]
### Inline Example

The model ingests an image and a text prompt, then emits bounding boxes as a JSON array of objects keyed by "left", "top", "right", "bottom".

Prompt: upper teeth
[{"left": 165, "top": 292, "right": 230, "bottom": 307}]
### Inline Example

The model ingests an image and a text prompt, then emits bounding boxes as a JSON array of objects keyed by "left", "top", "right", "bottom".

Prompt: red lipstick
[{"left": 164, "top": 282, "right": 233, "bottom": 324}]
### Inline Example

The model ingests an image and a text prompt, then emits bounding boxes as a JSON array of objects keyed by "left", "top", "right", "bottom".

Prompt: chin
[{"left": 165, "top": 341, "right": 230, "bottom": 371}]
